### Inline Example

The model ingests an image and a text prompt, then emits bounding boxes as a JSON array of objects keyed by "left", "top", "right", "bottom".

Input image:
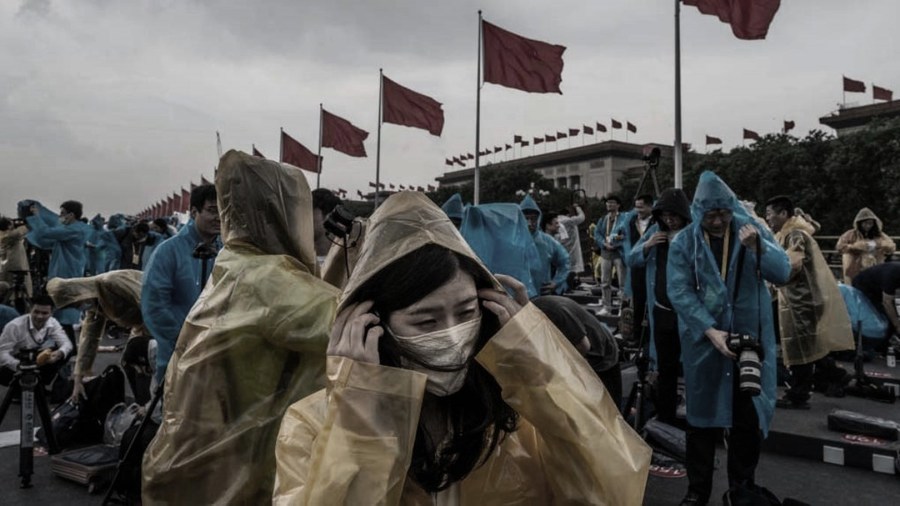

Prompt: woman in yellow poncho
[{"left": 273, "top": 191, "right": 650, "bottom": 505}]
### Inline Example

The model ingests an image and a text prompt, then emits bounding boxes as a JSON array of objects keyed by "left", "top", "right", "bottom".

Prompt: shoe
[
  {"left": 597, "top": 307, "right": 611, "bottom": 316},
  {"left": 679, "top": 491, "right": 708, "bottom": 505},
  {"left": 775, "top": 397, "right": 810, "bottom": 410}
]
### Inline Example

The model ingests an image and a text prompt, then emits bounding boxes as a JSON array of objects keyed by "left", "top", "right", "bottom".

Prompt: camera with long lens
[
  {"left": 726, "top": 334, "right": 762, "bottom": 396},
  {"left": 324, "top": 205, "right": 356, "bottom": 240},
  {"left": 15, "top": 347, "right": 41, "bottom": 372}
]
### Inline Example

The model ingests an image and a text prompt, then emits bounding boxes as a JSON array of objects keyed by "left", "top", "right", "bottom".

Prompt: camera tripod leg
[
  {"left": 19, "top": 384, "right": 35, "bottom": 488},
  {"left": 33, "top": 384, "right": 58, "bottom": 454},
  {"left": 0, "top": 380, "right": 19, "bottom": 424}
]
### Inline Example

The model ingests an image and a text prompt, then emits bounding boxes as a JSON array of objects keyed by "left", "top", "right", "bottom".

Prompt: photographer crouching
[
  {"left": 666, "top": 172, "right": 790, "bottom": 506},
  {"left": 0, "top": 295, "right": 73, "bottom": 396}
]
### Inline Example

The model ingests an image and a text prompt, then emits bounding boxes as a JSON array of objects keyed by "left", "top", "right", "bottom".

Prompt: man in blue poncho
[
  {"left": 25, "top": 200, "right": 92, "bottom": 341},
  {"left": 142, "top": 184, "right": 221, "bottom": 384},
  {"left": 519, "top": 195, "right": 569, "bottom": 295},
  {"left": 666, "top": 172, "right": 790, "bottom": 506}
]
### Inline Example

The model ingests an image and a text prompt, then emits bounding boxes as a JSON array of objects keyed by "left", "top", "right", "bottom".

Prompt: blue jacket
[
  {"left": 593, "top": 211, "right": 627, "bottom": 255},
  {"left": 0, "top": 305, "right": 19, "bottom": 332},
  {"left": 460, "top": 203, "right": 541, "bottom": 298},
  {"left": 25, "top": 204, "right": 92, "bottom": 325},
  {"left": 666, "top": 172, "right": 790, "bottom": 435},
  {"left": 626, "top": 223, "right": 663, "bottom": 367},
  {"left": 441, "top": 193, "right": 466, "bottom": 221},
  {"left": 519, "top": 195, "right": 569, "bottom": 295},
  {"left": 142, "top": 221, "right": 220, "bottom": 382},
  {"left": 613, "top": 209, "right": 653, "bottom": 298}
]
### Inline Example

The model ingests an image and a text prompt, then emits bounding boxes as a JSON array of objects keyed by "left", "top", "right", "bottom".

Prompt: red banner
[
  {"left": 181, "top": 188, "right": 190, "bottom": 213},
  {"left": 627, "top": 122, "right": 637, "bottom": 133},
  {"left": 596, "top": 122, "right": 607, "bottom": 133},
  {"left": 569, "top": 128, "right": 579, "bottom": 136},
  {"left": 843, "top": 76, "right": 865, "bottom": 93},
  {"left": 482, "top": 20, "right": 565, "bottom": 94},
  {"left": 583, "top": 125, "right": 594, "bottom": 135},
  {"left": 611, "top": 119, "right": 622, "bottom": 129},
  {"left": 683, "top": 0, "right": 781, "bottom": 40},
  {"left": 252, "top": 145, "right": 265, "bottom": 159},
  {"left": 322, "top": 109, "right": 369, "bottom": 157},
  {"left": 743, "top": 128, "right": 760, "bottom": 141},
  {"left": 783, "top": 120, "right": 795, "bottom": 133},
  {"left": 382, "top": 75, "right": 444, "bottom": 136},
  {"left": 281, "top": 130, "right": 321, "bottom": 173},
  {"left": 874, "top": 85, "right": 893, "bottom": 101},
  {"left": 706, "top": 135, "right": 723, "bottom": 145}
]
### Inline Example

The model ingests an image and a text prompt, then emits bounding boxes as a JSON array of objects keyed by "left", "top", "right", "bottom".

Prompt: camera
[
  {"left": 726, "top": 334, "right": 762, "bottom": 396},
  {"left": 192, "top": 242, "right": 218, "bottom": 260},
  {"left": 641, "top": 146, "right": 661, "bottom": 168},
  {"left": 324, "top": 205, "right": 356, "bottom": 240},
  {"left": 15, "top": 347, "right": 41, "bottom": 371}
]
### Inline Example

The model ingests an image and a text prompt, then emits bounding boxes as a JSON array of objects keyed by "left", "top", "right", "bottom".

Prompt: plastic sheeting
[
  {"left": 839, "top": 283, "right": 889, "bottom": 339},
  {"left": 47, "top": 270, "right": 143, "bottom": 377},
  {"left": 460, "top": 203, "right": 539, "bottom": 298},
  {"left": 773, "top": 216, "right": 854, "bottom": 366},
  {"left": 273, "top": 191, "right": 650, "bottom": 505},
  {"left": 141, "top": 150, "right": 340, "bottom": 505}
]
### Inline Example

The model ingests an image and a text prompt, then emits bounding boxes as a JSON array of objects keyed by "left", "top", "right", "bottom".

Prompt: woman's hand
[
  {"left": 327, "top": 301, "right": 382, "bottom": 364},
  {"left": 479, "top": 275, "right": 526, "bottom": 326},
  {"left": 70, "top": 375, "right": 87, "bottom": 404}
]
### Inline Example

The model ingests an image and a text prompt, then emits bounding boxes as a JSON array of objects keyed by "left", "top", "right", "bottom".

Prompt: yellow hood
[
  {"left": 339, "top": 192, "right": 499, "bottom": 311},
  {"left": 47, "top": 270, "right": 143, "bottom": 328},
  {"left": 217, "top": 150, "right": 316, "bottom": 271},
  {"left": 775, "top": 215, "right": 817, "bottom": 243},
  {"left": 853, "top": 207, "right": 883, "bottom": 231}
]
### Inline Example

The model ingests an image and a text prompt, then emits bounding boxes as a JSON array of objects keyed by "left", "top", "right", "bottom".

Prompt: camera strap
[
  {"left": 727, "top": 244, "right": 747, "bottom": 335},
  {"left": 727, "top": 232, "right": 765, "bottom": 352}
]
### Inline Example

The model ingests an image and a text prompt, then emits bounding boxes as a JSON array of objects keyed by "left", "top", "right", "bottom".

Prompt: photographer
[
  {"left": 593, "top": 195, "right": 626, "bottom": 315},
  {"left": 667, "top": 172, "right": 790, "bottom": 506},
  {"left": 142, "top": 184, "right": 220, "bottom": 385},
  {"left": 0, "top": 216, "right": 33, "bottom": 300},
  {"left": 0, "top": 295, "right": 73, "bottom": 389}
]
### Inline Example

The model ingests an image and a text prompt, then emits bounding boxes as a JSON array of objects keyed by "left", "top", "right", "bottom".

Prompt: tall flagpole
[
  {"left": 474, "top": 10, "right": 483, "bottom": 205},
  {"left": 279, "top": 127, "right": 284, "bottom": 162},
  {"left": 317, "top": 104, "right": 323, "bottom": 189},
  {"left": 375, "top": 69, "right": 384, "bottom": 208},
  {"left": 674, "top": 0, "right": 684, "bottom": 189}
]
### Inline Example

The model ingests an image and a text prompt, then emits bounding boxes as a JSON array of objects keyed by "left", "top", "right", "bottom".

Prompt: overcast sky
[{"left": 2, "top": 0, "right": 898, "bottom": 216}]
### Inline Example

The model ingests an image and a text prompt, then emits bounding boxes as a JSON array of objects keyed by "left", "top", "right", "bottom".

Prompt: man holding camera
[
  {"left": 765, "top": 196, "right": 854, "bottom": 409},
  {"left": 142, "top": 184, "right": 220, "bottom": 385},
  {"left": 593, "top": 195, "right": 626, "bottom": 314},
  {"left": 0, "top": 295, "right": 73, "bottom": 389},
  {"left": 667, "top": 172, "right": 790, "bottom": 506}
]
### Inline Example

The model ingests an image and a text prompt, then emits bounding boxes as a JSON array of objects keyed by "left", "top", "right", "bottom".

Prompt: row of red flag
[
  {"left": 137, "top": 177, "right": 213, "bottom": 220},
  {"left": 842, "top": 76, "right": 894, "bottom": 102},
  {"left": 703, "top": 120, "right": 796, "bottom": 146}
]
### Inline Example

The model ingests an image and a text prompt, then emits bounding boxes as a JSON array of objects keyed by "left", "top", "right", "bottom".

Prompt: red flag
[
  {"left": 466, "top": 153, "right": 474, "bottom": 160},
  {"left": 166, "top": 196, "right": 174, "bottom": 216},
  {"left": 338, "top": 188, "right": 347, "bottom": 194},
  {"left": 389, "top": 184, "right": 396, "bottom": 190},
  {"left": 382, "top": 75, "right": 444, "bottom": 136},
  {"left": 399, "top": 185, "right": 406, "bottom": 190},
  {"left": 706, "top": 135, "right": 723, "bottom": 145},
  {"left": 743, "top": 128, "right": 760, "bottom": 141},
  {"left": 181, "top": 188, "right": 190, "bottom": 212},
  {"left": 874, "top": 85, "right": 893, "bottom": 101},
  {"left": 611, "top": 119, "right": 622, "bottom": 129},
  {"left": 493, "top": 146, "right": 502, "bottom": 153},
  {"left": 417, "top": 186, "right": 425, "bottom": 192},
  {"left": 521, "top": 140, "right": 530, "bottom": 147},
  {"left": 557, "top": 131, "right": 567, "bottom": 139},
  {"left": 445, "top": 158, "right": 453, "bottom": 166},
  {"left": 545, "top": 134, "right": 556, "bottom": 142},
  {"left": 683, "top": 0, "right": 781, "bottom": 40},
  {"left": 783, "top": 120, "right": 795, "bottom": 133},
  {"left": 569, "top": 128, "right": 579, "bottom": 136},
  {"left": 843, "top": 76, "right": 865, "bottom": 93},
  {"left": 322, "top": 109, "right": 369, "bottom": 157},
  {"left": 357, "top": 190, "right": 364, "bottom": 198},
  {"left": 190, "top": 181, "right": 197, "bottom": 190},
  {"left": 427, "top": 184, "right": 436, "bottom": 192},
  {"left": 482, "top": 20, "right": 565, "bottom": 94},
  {"left": 201, "top": 176, "right": 212, "bottom": 186},
  {"left": 596, "top": 122, "right": 607, "bottom": 133},
  {"left": 514, "top": 135, "right": 523, "bottom": 143},
  {"left": 583, "top": 125, "right": 594, "bottom": 135},
  {"left": 627, "top": 122, "right": 637, "bottom": 133},
  {"left": 453, "top": 156, "right": 464, "bottom": 166},
  {"left": 505, "top": 144, "right": 512, "bottom": 150},
  {"left": 534, "top": 137, "right": 544, "bottom": 145},
  {"left": 252, "top": 145, "right": 265, "bottom": 159},
  {"left": 281, "top": 130, "right": 321, "bottom": 173}
]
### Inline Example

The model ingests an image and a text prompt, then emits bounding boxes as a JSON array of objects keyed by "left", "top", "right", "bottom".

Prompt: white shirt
[
  {"left": 0, "top": 314, "right": 73, "bottom": 370},
  {"left": 637, "top": 215, "right": 652, "bottom": 236}
]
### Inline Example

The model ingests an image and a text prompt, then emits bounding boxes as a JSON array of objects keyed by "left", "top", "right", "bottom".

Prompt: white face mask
[{"left": 390, "top": 316, "right": 482, "bottom": 397}]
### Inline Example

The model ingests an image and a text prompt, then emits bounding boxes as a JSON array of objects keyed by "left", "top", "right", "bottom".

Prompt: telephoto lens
[{"left": 737, "top": 349, "right": 762, "bottom": 396}]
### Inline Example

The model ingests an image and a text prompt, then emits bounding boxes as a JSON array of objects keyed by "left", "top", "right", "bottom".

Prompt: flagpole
[
  {"left": 474, "top": 10, "right": 483, "bottom": 205},
  {"left": 375, "top": 69, "right": 384, "bottom": 208},
  {"left": 673, "top": 0, "right": 684, "bottom": 189},
  {"left": 317, "top": 104, "right": 323, "bottom": 189},
  {"left": 279, "top": 127, "right": 284, "bottom": 162}
]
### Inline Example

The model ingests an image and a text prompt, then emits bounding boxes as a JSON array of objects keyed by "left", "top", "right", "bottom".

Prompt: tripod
[
  {"left": 633, "top": 158, "right": 661, "bottom": 203},
  {"left": 623, "top": 306, "right": 652, "bottom": 431},
  {"left": 0, "top": 360, "right": 60, "bottom": 488},
  {"left": 6, "top": 270, "right": 31, "bottom": 315}
]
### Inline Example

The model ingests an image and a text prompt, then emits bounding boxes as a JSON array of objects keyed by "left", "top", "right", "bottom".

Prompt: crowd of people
[{"left": 0, "top": 150, "right": 898, "bottom": 505}]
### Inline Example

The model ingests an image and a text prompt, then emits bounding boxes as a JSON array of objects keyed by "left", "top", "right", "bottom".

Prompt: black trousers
[
  {"left": 785, "top": 362, "right": 814, "bottom": 403},
  {"left": 653, "top": 306, "right": 682, "bottom": 424},
  {"left": 685, "top": 372, "right": 761, "bottom": 501},
  {"left": 596, "top": 362, "right": 623, "bottom": 413}
]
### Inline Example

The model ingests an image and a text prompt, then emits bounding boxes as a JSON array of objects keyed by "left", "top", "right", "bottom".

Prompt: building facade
[{"left": 819, "top": 100, "right": 900, "bottom": 136}]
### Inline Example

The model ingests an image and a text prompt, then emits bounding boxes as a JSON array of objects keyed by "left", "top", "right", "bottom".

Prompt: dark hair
[
  {"left": 605, "top": 194, "right": 621, "bottom": 205},
  {"left": 134, "top": 222, "right": 150, "bottom": 235},
  {"left": 542, "top": 211, "right": 559, "bottom": 231},
  {"left": 31, "top": 294, "right": 55, "bottom": 308},
  {"left": 345, "top": 244, "right": 518, "bottom": 493},
  {"left": 152, "top": 218, "right": 169, "bottom": 231},
  {"left": 311, "top": 188, "right": 341, "bottom": 215},
  {"left": 635, "top": 194, "right": 654, "bottom": 206},
  {"left": 0, "top": 217, "right": 12, "bottom": 231},
  {"left": 60, "top": 200, "right": 83, "bottom": 219},
  {"left": 765, "top": 195, "right": 794, "bottom": 217},
  {"left": 190, "top": 184, "right": 217, "bottom": 213}
]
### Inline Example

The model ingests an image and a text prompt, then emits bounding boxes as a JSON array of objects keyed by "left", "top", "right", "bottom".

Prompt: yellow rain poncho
[
  {"left": 46, "top": 270, "right": 144, "bottom": 376},
  {"left": 273, "top": 192, "right": 650, "bottom": 505},
  {"left": 836, "top": 207, "right": 896, "bottom": 283},
  {"left": 142, "top": 150, "right": 340, "bottom": 505},
  {"left": 774, "top": 216, "right": 854, "bottom": 366}
]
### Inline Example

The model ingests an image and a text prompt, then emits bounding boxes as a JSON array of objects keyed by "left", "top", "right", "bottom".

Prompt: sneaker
[
  {"left": 597, "top": 307, "right": 611, "bottom": 316},
  {"left": 679, "top": 491, "right": 708, "bottom": 506},
  {"left": 775, "top": 397, "right": 811, "bottom": 410}
]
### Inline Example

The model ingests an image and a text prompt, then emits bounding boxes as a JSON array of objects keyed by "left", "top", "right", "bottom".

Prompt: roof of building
[{"left": 819, "top": 100, "right": 900, "bottom": 130}]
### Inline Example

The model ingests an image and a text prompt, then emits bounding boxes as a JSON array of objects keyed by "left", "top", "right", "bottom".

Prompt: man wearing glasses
[{"left": 142, "top": 184, "right": 221, "bottom": 385}]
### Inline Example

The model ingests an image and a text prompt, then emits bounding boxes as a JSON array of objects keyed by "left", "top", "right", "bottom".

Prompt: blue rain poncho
[
  {"left": 88, "top": 215, "right": 122, "bottom": 275},
  {"left": 22, "top": 200, "right": 92, "bottom": 325},
  {"left": 141, "top": 221, "right": 220, "bottom": 383},
  {"left": 839, "top": 283, "right": 889, "bottom": 340},
  {"left": 460, "top": 203, "right": 541, "bottom": 298},
  {"left": 612, "top": 209, "right": 639, "bottom": 298},
  {"left": 666, "top": 172, "right": 790, "bottom": 434},
  {"left": 519, "top": 195, "right": 569, "bottom": 295},
  {"left": 441, "top": 193, "right": 466, "bottom": 221}
]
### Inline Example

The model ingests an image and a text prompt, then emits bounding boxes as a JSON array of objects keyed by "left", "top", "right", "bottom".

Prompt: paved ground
[{"left": 1, "top": 340, "right": 898, "bottom": 505}]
